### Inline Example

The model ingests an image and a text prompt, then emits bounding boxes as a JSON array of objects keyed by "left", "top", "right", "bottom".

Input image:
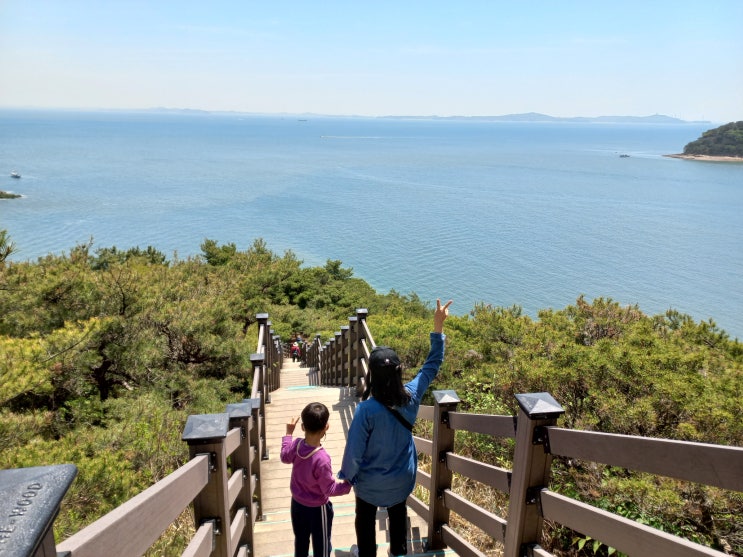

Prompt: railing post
[
  {"left": 272, "top": 333, "right": 282, "bottom": 391},
  {"left": 265, "top": 324, "right": 275, "bottom": 400},
  {"left": 244, "top": 397, "right": 265, "bottom": 514},
  {"left": 227, "top": 400, "right": 259, "bottom": 553},
  {"left": 503, "top": 392, "right": 565, "bottom": 557},
  {"left": 182, "top": 413, "right": 232, "bottom": 557},
  {"left": 333, "top": 331, "right": 342, "bottom": 385},
  {"left": 255, "top": 314, "right": 273, "bottom": 402},
  {"left": 327, "top": 336, "right": 337, "bottom": 385},
  {"left": 298, "top": 335, "right": 306, "bottom": 366},
  {"left": 0, "top": 464, "right": 77, "bottom": 557},
  {"left": 256, "top": 313, "right": 269, "bottom": 345},
  {"left": 321, "top": 340, "right": 328, "bottom": 385},
  {"left": 348, "top": 316, "right": 358, "bottom": 389},
  {"left": 322, "top": 341, "right": 331, "bottom": 385},
  {"left": 355, "top": 309, "right": 369, "bottom": 396},
  {"left": 310, "top": 333, "right": 322, "bottom": 385},
  {"left": 426, "top": 390, "right": 461, "bottom": 551},
  {"left": 250, "top": 353, "right": 269, "bottom": 460},
  {"left": 340, "top": 325, "right": 350, "bottom": 386}
]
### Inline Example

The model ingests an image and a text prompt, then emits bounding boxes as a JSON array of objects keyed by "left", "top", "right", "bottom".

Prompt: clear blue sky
[{"left": 1, "top": 1, "right": 741, "bottom": 122}]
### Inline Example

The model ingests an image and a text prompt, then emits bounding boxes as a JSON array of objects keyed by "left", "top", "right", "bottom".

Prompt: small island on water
[
  {"left": 666, "top": 121, "right": 743, "bottom": 162},
  {"left": 0, "top": 190, "right": 21, "bottom": 199}
]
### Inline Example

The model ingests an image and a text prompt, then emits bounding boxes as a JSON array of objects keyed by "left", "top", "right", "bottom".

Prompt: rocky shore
[{"left": 665, "top": 154, "right": 743, "bottom": 162}]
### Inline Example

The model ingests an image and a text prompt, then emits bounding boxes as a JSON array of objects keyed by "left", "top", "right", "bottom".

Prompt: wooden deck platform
[{"left": 252, "top": 359, "right": 455, "bottom": 556}]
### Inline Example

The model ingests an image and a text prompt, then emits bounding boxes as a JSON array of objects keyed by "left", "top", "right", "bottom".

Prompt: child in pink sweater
[{"left": 281, "top": 402, "right": 351, "bottom": 557}]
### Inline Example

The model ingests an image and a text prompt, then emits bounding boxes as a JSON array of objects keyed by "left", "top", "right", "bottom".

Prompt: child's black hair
[{"left": 301, "top": 402, "right": 330, "bottom": 433}]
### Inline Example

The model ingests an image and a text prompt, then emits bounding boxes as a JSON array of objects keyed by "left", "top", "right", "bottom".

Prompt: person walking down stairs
[
  {"left": 291, "top": 341, "right": 301, "bottom": 362},
  {"left": 281, "top": 402, "right": 352, "bottom": 557},
  {"left": 340, "top": 298, "right": 453, "bottom": 557}
]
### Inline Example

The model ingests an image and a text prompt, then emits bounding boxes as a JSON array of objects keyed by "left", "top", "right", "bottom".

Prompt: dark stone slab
[{"left": 0, "top": 464, "right": 77, "bottom": 557}]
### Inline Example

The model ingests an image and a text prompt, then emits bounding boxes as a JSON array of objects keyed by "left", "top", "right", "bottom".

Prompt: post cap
[
  {"left": 182, "top": 413, "right": 229, "bottom": 441},
  {"left": 0, "top": 464, "right": 77, "bottom": 556},
  {"left": 227, "top": 401, "right": 253, "bottom": 419},
  {"left": 433, "top": 390, "right": 461, "bottom": 405},
  {"left": 250, "top": 353, "right": 265, "bottom": 364},
  {"left": 515, "top": 392, "right": 565, "bottom": 419}
]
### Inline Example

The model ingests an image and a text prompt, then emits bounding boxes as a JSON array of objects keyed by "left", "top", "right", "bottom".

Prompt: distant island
[
  {"left": 85, "top": 107, "right": 706, "bottom": 124},
  {"left": 2, "top": 106, "right": 715, "bottom": 124},
  {"left": 666, "top": 121, "right": 743, "bottom": 162},
  {"left": 379, "top": 112, "right": 707, "bottom": 124},
  {"left": 0, "top": 191, "right": 21, "bottom": 199}
]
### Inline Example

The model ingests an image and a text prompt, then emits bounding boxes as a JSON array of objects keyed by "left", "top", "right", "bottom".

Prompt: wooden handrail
[
  {"left": 313, "top": 308, "right": 742, "bottom": 557},
  {"left": 12, "top": 308, "right": 743, "bottom": 557},
  {"left": 444, "top": 452, "right": 511, "bottom": 493},
  {"left": 50, "top": 313, "right": 281, "bottom": 557},
  {"left": 57, "top": 455, "right": 210, "bottom": 557},
  {"left": 547, "top": 427, "right": 743, "bottom": 492},
  {"left": 540, "top": 490, "right": 726, "bottom": 557}
]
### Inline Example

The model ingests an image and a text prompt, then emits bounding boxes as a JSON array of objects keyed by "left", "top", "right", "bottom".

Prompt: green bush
[{"left": 1, "top": 233, "right": 741, "bottom": 555}]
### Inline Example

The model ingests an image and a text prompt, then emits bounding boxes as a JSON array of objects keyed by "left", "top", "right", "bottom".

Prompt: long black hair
[{"left": 362, "top": 346, "right": 411, "bottom": 407}]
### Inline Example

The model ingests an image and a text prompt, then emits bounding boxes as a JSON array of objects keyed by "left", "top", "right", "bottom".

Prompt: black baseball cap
[{"left": 369, "top": 346, "right": 400, "bottom": 370}]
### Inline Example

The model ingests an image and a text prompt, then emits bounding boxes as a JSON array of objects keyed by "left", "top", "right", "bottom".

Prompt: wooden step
[{"left": 251, "top": 359, "right": 455, "bottom": 556}]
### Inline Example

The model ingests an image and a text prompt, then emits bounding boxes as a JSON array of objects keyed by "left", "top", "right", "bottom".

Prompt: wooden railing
[
  {"left": 5, "top": 308, "right": 743, "bottom": 557},
  {"left": 309, "top": 308, "right": 743, "bottom": 557},
  {"left": 1, "top": 313, "right": 282, "bottom": 557},
  {"left": 306, "top": 308, "right": 371, "bottom": 393}
]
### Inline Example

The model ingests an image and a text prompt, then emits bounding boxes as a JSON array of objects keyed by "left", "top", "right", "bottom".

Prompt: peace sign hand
[
  {"left": 286, "top": 416, "right": 300, "bottom": 435},
  {"left": 434, "top": 298, "right": 453, "bottom": 333}
]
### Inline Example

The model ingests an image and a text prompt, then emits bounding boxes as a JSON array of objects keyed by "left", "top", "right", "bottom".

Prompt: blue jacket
[{"left": 339, "top": 332, "right": 446, "bottom": 507}]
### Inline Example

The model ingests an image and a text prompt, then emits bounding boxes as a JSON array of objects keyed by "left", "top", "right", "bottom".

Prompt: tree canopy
[
  {"left": 1, "top": 230, "right": 741, "bottom": 555},
  {"left": 683, "top": 121, "right": 743, "bottom": 157}
]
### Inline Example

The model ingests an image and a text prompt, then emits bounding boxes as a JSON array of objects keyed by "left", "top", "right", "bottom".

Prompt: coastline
[{"left": 665, "top": 153, "right": 743, "bottom": 163}]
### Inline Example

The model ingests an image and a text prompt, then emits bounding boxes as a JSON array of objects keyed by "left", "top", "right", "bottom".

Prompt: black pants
[
  {"left": 355, "top": 496, "right": 407, "bottom": 557},
  {"left": 291, "top": 498, "right": 334, "bottom": 557}
]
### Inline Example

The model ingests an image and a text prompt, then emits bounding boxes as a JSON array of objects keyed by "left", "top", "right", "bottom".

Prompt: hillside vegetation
[
  {"left": 1, "top": 232, "right": 741, "bottom": 556},
  {"left": 683, "top": 121, "right": 743, "bottom": 157}
]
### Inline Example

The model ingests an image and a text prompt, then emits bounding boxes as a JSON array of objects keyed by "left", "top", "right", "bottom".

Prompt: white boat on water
[{"left": 10, "top": 171, "right": 21, "bottom": 178}]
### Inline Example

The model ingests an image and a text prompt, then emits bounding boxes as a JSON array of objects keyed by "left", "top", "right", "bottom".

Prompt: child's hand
[
  {"left": 433, "top": 298, "right": 453, "bottom": 333},
  {"left": 286, "top": 416, "right": 300, "bottom": 435}
]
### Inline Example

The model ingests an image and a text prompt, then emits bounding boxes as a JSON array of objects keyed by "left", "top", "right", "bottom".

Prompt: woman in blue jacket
[{"left": 339, "top": 298, "right": 452, "bottom": 557}]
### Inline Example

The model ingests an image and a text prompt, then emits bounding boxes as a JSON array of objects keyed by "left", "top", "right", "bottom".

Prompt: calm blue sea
[{"left": 1, "top": 110, "right": 742, "bottom": 338}]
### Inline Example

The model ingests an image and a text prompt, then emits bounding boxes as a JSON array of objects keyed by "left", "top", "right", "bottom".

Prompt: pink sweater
[{"left": 280, "top": 436, "right": 352, "bottom": 506}]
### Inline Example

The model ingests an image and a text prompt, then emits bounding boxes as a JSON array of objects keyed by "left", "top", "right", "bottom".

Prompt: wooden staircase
[{"left": 252, "top": 358, "right": 455, "bottom": 556}]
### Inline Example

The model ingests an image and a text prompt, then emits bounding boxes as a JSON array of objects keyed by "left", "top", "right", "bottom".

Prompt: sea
[{"left": 1, "top": 109, "right": 742, "bottom": 338}]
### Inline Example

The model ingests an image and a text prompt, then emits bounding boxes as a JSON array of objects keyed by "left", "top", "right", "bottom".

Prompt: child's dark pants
[{"left": 291, "top": 498, "right": 334, "bottom": 557}]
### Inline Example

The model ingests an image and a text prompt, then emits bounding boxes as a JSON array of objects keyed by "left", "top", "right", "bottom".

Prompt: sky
[{"left": 1, "top": 1, "right": 741, "bottom": 123}]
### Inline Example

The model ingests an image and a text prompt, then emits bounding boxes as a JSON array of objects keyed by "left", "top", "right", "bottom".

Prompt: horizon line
[{"left": 0, "top": 105, "right": 722, "bottom": 124}]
